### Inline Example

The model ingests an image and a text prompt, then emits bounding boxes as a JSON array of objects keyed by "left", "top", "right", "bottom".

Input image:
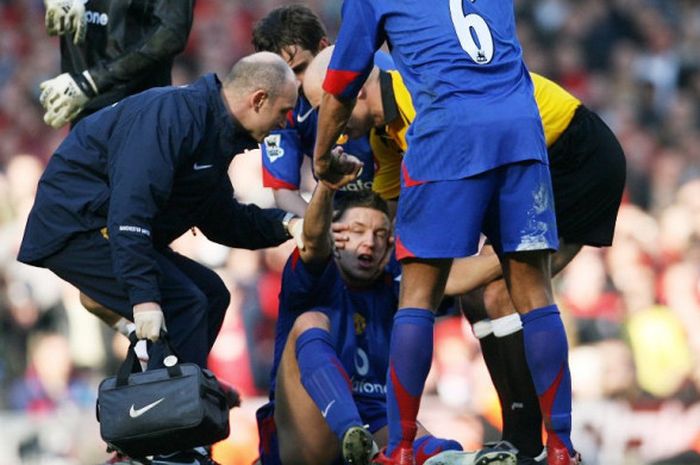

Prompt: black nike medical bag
[{"left": 96, "top": 333, "right": 230, "bottom": 457}]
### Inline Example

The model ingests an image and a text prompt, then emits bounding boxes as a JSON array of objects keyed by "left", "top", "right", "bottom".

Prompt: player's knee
[
  {"left": 180, "top": 287, "right": 210, "bottom": 323},
  {"left": 483, "top": 279, "right": 516, "bottom": 319},
  {"left": 291, "top": 311, "right": 331, "bottom": 337}
]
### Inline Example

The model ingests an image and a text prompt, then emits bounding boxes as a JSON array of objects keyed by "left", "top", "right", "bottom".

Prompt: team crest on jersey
[
  {"left": 264, "top": 134, "right": 285, "bottom": 162},
  {"left": 353, "top": 313, "right": 367, "bottom": 335},
  {"left": 336, "top": 134, "right": 349, "bottom": 145}
]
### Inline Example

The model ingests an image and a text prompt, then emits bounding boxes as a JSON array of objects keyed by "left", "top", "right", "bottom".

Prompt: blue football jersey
[
  {"left": 268, "top": 250, "right": 401, "bottom": 403},
  {"left": 261, "top": 51, "right": 396, "bottom": 195},
  {"left": 324, "top": 0, "right": 547, "bottom": 182},
  {"left": 261, "top": 93, "right": 375, "bottom": 194}
]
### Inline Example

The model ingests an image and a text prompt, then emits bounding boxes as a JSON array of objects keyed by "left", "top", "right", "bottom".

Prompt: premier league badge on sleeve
[{"left": 263, "top": 134, "right": 285, "bottom": 163}]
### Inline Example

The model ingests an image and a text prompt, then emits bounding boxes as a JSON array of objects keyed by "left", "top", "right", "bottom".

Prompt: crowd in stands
[{"left": 0, "top": 1, "right": 698, "bottom": 464}]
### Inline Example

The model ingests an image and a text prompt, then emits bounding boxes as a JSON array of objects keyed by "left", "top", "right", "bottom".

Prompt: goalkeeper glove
[
  {"left": 44, "top": 0, "right": 87, "bottom": 44},
  {"left": 39, "top": 71, "right": 98, "bottom": 128}
]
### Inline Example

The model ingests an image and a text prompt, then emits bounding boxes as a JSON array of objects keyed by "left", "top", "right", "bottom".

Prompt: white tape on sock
[
  {"left": 492, "top": 313, "right": 523, "bottom": 337},
  {"left": 472, "top": 319, "right": 493, "bottom": 339}
]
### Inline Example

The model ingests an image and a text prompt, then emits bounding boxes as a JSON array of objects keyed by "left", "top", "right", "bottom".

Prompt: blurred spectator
[{"left": 7, "top": 332, "right": 93, "bottom": 413}]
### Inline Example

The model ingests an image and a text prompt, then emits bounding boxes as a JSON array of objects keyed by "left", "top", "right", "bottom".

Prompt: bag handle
[{"left": 116, "top": 331, "right": 182, "bottom": 386}]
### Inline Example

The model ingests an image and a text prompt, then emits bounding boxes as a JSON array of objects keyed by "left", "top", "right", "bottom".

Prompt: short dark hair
[
  {"left": 252, "top": 4, "right": 327, "bottom": 56},
  {"left": 333, "top": 190, "right": 390, "bottom": 222}
]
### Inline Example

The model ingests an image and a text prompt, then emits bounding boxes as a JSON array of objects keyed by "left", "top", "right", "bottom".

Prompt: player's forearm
[
  {"left": 299, "top": 182, "right": 336, "bottom": 261},
  {"left": 444, "top": 253, "right": 503, "bottom": 296},
  {"left": 313, "top": 92, "right": 353, "bottom": 176}
]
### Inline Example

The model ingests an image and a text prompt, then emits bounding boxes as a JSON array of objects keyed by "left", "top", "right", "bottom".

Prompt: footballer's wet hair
[
  {"left": 252, "top": 4, "right": 327, "bottom": 56},
  {"left": 333, "top": 190, "right": 390, "bottom": 222}
]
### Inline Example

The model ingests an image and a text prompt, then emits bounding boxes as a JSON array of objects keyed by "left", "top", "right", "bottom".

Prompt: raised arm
[{"left": 300, "top": 148, "right": 362, "bottom": 268}]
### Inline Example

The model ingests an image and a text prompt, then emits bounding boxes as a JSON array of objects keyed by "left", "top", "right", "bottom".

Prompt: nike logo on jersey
[
  {"left": 129, "top": 398, "right": 165, "bottom": 418},
  {"left": 321, "top": 400, "right": 335, "bottom": 418},
  {"left": 296, "top": 107, "right": 314, "bottom": 123},
  {"left": 193, "top": 162, "right": 214, "bottom": 171}
]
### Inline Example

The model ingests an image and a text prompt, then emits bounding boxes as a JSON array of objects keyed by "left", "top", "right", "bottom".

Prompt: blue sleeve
[
  {"left": 261, "top": 129, "right": 304, "bottom": 190},
  {"left": 323, "top": 0, "right": 384, "bottom": 100},
  {"left": 279, "top": 250, "right": 335, "bottom": 309},
  {"left": 197, "top": 181, "right": 291, "bottom": 248},
  {"left": 107, "top": 93, "right": 202, "bottom": 306}
]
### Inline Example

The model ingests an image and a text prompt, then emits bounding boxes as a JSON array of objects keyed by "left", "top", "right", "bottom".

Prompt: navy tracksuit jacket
[{"left": 18, "top": 73, "right": 289, "bottom": 366}]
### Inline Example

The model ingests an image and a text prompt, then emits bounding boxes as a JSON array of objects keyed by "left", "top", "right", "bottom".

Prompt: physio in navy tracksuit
[{"left": 19, "top": 52, "right": 299, "bottom": 369}]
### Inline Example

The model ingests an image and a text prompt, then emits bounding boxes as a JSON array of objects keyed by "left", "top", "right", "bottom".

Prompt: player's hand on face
[
  {"left": 44, "top": 0, "right": 87, "bottom": 44},
  {"left": 331, "top": 222, "right": 350, "bottom": 250},
  {"left": 133, "top": 302, "right": 167, "bottom": 342},
  {"left": 316, "top": 146, "right": 364, "bottom": 190}
]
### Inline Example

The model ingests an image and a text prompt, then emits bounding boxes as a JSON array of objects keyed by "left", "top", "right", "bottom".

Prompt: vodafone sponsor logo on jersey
[
  {"left": 352, "top": 378, "right": 386, "bottom": 396},
  {"left": 351, "top": 347, "right": 386, "bottom": 395}
]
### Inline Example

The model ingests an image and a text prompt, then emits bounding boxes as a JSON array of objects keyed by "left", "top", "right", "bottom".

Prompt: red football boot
[
  {"left": 372, "top": 447, "right": 416, "bottom": 465},
  {"left": 546, "top": 445, "right": 581, "bottom": 465}
]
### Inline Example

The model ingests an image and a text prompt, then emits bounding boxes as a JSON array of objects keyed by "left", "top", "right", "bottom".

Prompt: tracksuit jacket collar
[{"left": 200, "top": 73, "right": 258, "bottom": 160}]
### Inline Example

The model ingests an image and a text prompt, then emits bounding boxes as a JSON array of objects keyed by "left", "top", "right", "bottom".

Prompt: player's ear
[
  {"left": 251, "top": 89, "right": 267, "bottom": 111},
  {"left": 317, "top": 36, "right": 331, "bottom": 51}
]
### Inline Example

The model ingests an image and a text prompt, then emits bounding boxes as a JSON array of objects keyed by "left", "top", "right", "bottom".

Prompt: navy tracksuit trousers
[{"left": 43, "top": 231, "right": 230, "bottom": 368}]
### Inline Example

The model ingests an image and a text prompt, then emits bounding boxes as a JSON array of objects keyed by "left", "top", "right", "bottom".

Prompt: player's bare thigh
[{"left": 274, "top": 311, "right": 341, "bottom": 465}]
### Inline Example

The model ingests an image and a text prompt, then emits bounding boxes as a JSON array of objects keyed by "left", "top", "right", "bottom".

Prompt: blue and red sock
[
  {"left": 386, "top": 308, "right": 435, "bottom": 455},
  {"left": 521, "top": 304, "right": 574, "bottom": 455},
  {"left": 296, "top": 327, "right": 362, "bottom": 440},
  {"left": 413, "top": 435, "right": 462, "bottom": 465}
]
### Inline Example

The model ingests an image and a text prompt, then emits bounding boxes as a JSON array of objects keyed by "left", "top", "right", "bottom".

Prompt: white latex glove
[
  {"left": 39, "top": 71, "right": 97, "bottom": 128},
  {"left": 289, "top": 217, "right": 305, "bottom": 250},
  {"left": 133, "top": 302, "right": 166, "bottom": 342},
  {"left": 44, "top": 0, "right": 87, "bottom": 44}
]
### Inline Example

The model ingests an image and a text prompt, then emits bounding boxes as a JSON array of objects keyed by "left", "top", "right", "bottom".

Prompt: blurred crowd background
[{"left": 1, "top": 0, "right": 699, "bottom": 464}]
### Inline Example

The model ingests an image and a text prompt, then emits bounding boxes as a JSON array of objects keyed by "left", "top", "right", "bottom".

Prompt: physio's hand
[
  {"left": 315, "top": 147, "right": 364, "bottom": 190},
  {"left": 39, "top": 71, "right": 97, "bottom": 128},
  {"left": 133, "top": 302, "right": 166, "bottom": 342},
  {"left": 44, "top": 0, "right": 87, "bottom": 44}
]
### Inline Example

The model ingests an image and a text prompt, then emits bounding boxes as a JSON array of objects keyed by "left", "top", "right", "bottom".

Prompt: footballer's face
[
  {"left": 249, "top": 80, "right": 298, "bottom": 141},
  {"left": 280, "top": 45, "right": 317, "bottom": 86},
  {"left": 336, "top": 207, "right": 392, "bottom": 285},
  {"left": 345, "top": 98, "right": 374, "bottom": 139},
  {"left": 346, "top": 96, "right": 375, "bottom": 139}
]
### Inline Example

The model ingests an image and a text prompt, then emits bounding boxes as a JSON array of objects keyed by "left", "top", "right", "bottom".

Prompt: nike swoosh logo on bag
[
  {"left": 193, "top": 162, "right": 213, "bottom": 171},
  {"left": 296, "top": 107, "right": 314, "bottom": 123},
  {"left": 129, "top": 397, "right": 165, "bottom": 418}
]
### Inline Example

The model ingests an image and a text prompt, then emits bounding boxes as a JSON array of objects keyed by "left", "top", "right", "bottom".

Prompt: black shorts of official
[{"left": 547, "top": 105, "right": 626, "bottom": 247}]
